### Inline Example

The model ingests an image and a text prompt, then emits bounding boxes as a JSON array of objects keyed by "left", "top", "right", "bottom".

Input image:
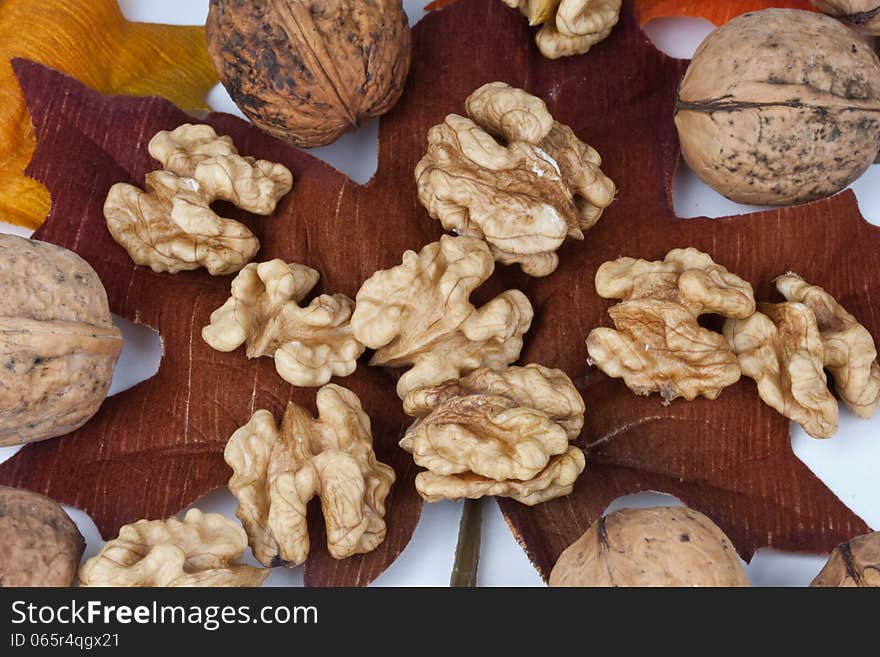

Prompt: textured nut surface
[
  {"left": 104, "top": 124, "right": 292, "bottom": 275},
  {"left": 225, "top": 385, "right": 395, "bottom": 567},
  {"left": 78, "top": 508, "right": 267, "bottom": 587},
  {"left": 812, "top": 1, "right": 880, "bottom": 34},
  {"left": 675, "top": 9, "right": 880, "bottom": 205},
  {"left": 586, "top": 248, "right": 755, "bottom": 402},
  {"left": 811, "top": 531, "right": 880, "bottom": 586},
  {"left": 503, "top": 0, "right": 622, "bottom": 59},
  {"left": 400, "top": 364, "right": 586, "bottom": 505},
  {"left": 725, "top": 302, "right": 839, "bottom": 439},
  {"left": 0, "top": 235, "right": 123, "bottom": 446},
  {"left": 416, "top": 82, "right": 614, "bottom": 276},
  {"left": 206, "top": 0, "right": 411, "bottom": 148},
  {"left": 776, "top": 273, "right": 880, "bottom": 419},
  {"left": 0, "top": 486, "right": 84, "bottom": 587},
  {"left": 549, "top": 506, "right": 749, "bottom": 587},
  {"left": 351, "top": 236, "right": 533, "bottom": 398},
  {"left": 202, "top": 259, "right": 364, "bottom": 387}
]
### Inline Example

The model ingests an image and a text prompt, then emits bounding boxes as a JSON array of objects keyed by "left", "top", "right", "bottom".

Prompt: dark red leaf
[{"left": 1, "top": 0, "right": 874, "bottom": 585}]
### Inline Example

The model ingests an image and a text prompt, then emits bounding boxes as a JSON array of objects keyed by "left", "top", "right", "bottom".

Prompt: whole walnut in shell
[
  {"left": 675, "top": 9, "right": 880, "bottom": 206},
  {"left": 0, "top": 486, "right": 84, "bottom": 587},
  {"left": 0, "top": 235, "right": 123, "bottom": 446},
  {"left": 811, "top": 531, "right": 880, "bottom": 587},
  {"left": 206, "top": 0, "right": 411, "bottom": 148},
  {"left": 812, "top": 1, "right": 880, "bottom": 34},
  {"left": 549, "top": 506, "right": 748, "bottom": 587}
]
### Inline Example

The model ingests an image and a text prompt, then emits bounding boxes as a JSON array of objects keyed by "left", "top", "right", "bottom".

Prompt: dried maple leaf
[
  {"left": 1, "top": 0, "right": 875, "bottom": 585},
  {"left": 0, "top": 0, "right": 217, "bottom": 230},
  {"left": 634, "top": 0, "right": 816, "bottom": 24}
]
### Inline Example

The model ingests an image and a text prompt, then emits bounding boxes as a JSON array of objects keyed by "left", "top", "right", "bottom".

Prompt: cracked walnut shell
[
  {"left": 351, "top": 236, "right": 534, "bottom": 398},
  {"left": 0, "top": 235, "right": 123, "bottom": 447},
  {"left": 586, "top": 248, "right": 755, "bottom": 402},
  {"left": 549, "top": 506, "right": 748, "bottom": 587},
  {"left": 78, "top": 508, "right": 267, "bottom": 587},
  {"left": 202, "top": 259, "right": 364, "bottom": 387},
  {"left": 225, "top": 385, "right": 395, "bottom": 567},
  {"left": 415, "top": 82, "right": 615, "bottom": 277},
  {"left": 812, "top": 1, "right": 880, "bottom": 35},
  {"left": 811, "top": 531, "right": 880, "bottom": 586},
  {"left": 675, "top": 9, "right": 880, "bottom": 205},
  {"left": 725, "top": 274, "right": 879, "bottom": 438},
  {"left": 400, "top": 364, "right": 586, "bottom": 505},
  {"left": 502, "top": 1, "right": 622, "bottom": 59},
  {"left": 104, "top": 124, "right": 293, "bottom": 275}
]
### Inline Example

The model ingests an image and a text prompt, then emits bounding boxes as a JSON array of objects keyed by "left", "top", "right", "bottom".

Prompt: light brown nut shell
[
  {"left": 675, "top": 9, "right": 880, "bottom": 206},
  {"left": 812, "top": 1, "right": 880, "bottom": 35},
  {"left": 811, "top": 531, "right": 880, "bottom": 587},
  {"left": 202, "top": 259, "right": 364, "bottom": 387},
  {"left": 0, "top": 486, "right": 84, "bottom": 587},
  {"left": 549, "top": 506, "right": 748, "bottom": 587},
  {"left": 0, "top": 235, "right": 122, "bottom": 446},
  {"left": 351, "top": 236, "right": 533, "bottom": 398},
  {"left": 225, "top": 385, "right": 395, "bottom": 567},
  {"left": 78, "top": 508, "right": 266, "bottom": 587},
  {"left": 206, "top": 0, "right": 411, "bottom": 148}
]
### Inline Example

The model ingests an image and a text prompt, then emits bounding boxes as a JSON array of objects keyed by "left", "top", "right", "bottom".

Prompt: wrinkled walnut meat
[
  {"left": 811, "top": 530, "right": 880, "bottom": 587},
  {"left": 415, "top": 82, "right": 615, "bottom": 276},
  {"left": 0, "top": 486, "right": 84, "bottom": 586},
  {"left": 104, "top": 123, "right": 293, "bottom": 275},
  {"left": 812, "top": 1, "right": 880, "bottom": 35},
  {"left": 776, "top": 274, "right": 880, "bottom": 419},
  {"left": 586, "top": 248, "right": 756, "bottom": 402},
  {"left": 78, "top": 508, "right": 267, "bottom": 587},
  {"left": 202, "top": 260, "right": 363, "bottom": 387},
  {"left": 725, "top": 274, "right": 879, "bottom": 439},
  {"left": 549, "top": 506, "right": 749, "bottom": 587},
  {"left": 0, "top": 235, "right": 123, "bottom": 446},
  {"left": 400, "top": 364, "right": 586, "bottom": 505},
  {"left": 225, "top": 385, "right": 395, "bottom": 567},
  {"left": 352, "top": 236, "right": 534, "bottom": 398},
  {"left": 502, "top": 0, "right": 622, "bottom": 59}
]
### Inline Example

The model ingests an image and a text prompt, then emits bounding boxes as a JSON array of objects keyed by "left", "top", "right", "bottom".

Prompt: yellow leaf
[{"left": 0, "top": 0, "right": 218, "bottom": 229}]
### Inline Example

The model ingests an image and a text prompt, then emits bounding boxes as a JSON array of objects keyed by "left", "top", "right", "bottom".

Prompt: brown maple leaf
[{"left": 1, "top": 0, "right": 875, "bottom": 585}]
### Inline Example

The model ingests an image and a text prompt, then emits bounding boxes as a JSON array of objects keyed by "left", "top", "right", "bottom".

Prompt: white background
[{"left": 0, "top": 1, "right": 877, "bottom": 586}]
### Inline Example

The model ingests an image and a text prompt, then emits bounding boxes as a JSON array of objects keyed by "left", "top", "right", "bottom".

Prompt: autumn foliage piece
[
  {"left": 0, "top": 0, "right": 218, "bottom": 229},
  {"left": 1, "top": 0, "right": 876, "bottom": 586},
  {"left": 633, "top": 0, "right": 815, "bottom": 25}
]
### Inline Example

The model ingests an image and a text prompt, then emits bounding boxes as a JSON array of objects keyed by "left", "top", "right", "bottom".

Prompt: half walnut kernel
[
  {"left": 202, "top": 259, "right": 363, "bottom": 387},
  {"left": 104, "top": 124, "right": 292, "bottom": 275},
  {"left": 400, "top": 364, "right": 586, "bottom": 505},
  {"left": 351, "top": 235, "right": 533, "bottom": 398},
  {"left": 224, "top": 385, "right": 395, "bottom": 568},
  {"left": 725, "top": 273, "right": 880, "bottom": 438},
  {"left": 416, "top": 82, "right": 615, "bottom": 276},
  {"left": 78, "top": 509, "right": 267, "bottom": 587},
  {"left": 586, "top": 248, "right": 756, "bottom": 402}
]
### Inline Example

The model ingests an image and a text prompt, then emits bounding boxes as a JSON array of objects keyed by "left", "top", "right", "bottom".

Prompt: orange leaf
[
  {"left": 426, "top": 0, "right": 462, "bottom": 10},
  {"left": 0, "top": 0, "right": 217, "bottom": 229},
  {"left": 635, "top": 0, "right": 817, "bottom": 25}
]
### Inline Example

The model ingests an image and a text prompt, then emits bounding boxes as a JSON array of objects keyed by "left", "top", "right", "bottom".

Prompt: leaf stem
[{"left": 450, "top": 497, "right": 483, "bottom": 587}]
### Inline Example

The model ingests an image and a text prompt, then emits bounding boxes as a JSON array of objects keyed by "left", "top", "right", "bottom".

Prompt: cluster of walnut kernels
[
  {"left": 95, "top": 81, "right": 611, "bottom": 580},
  {"left": 587, "top": 249, "right": 880, "bottom": 439}
]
